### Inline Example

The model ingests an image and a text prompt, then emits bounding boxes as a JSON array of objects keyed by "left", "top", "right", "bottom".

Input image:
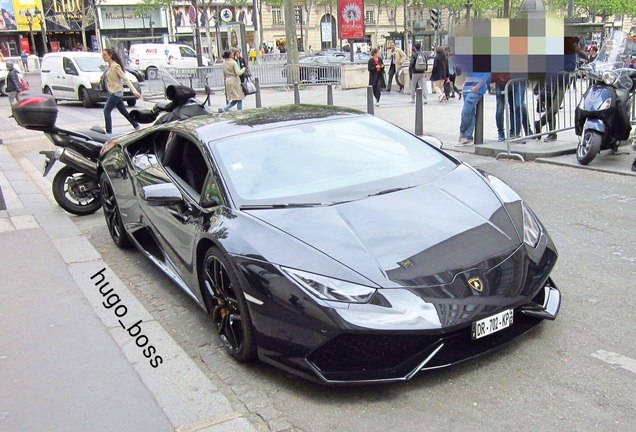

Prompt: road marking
[{"left": 591, "top": 349, "right": 636, "bottom": 375}]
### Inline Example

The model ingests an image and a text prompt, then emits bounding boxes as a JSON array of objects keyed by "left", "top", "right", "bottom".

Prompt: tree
[{"left": 284, "top": 0, "right": 300, "bottom": 82}]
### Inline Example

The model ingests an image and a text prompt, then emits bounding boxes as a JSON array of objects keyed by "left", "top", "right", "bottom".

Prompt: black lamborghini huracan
[{"left": 98, "top": 105, "right": 561, "bottom": 385}]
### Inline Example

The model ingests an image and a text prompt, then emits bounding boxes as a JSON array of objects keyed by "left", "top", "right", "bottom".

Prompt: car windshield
[
  {"left": 74, "top": 57, "right": 107, "bottom": 72},
  {"left": 212, "top": 116, "right": 457, "bottom": 206}
]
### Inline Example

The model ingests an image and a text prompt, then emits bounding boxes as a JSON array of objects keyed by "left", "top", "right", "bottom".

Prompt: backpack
[{"left": 414, "top": 52, "right": 427, "bottom": 72}]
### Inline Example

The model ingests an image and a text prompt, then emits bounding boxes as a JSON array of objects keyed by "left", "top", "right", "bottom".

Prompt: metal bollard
[
  {"left": 255, "top": 77, "right": 262, "bottom": 108},
  {"left": 415, "top": 88, "right": 423, "bottom": 136},
  {"left": 327, "top": 84, "right": 333, "bottom": 105},
  {"left": 367, "top": 86, "right": 374, "bottom": 115},
  {"left": 475, "top": 97, "right": 484, "bottom": 144},
  {"left": 294, "top": 82, "right": 300, "bottom": 104}
]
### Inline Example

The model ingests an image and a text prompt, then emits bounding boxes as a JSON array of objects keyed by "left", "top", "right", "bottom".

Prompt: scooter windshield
[{"left": 586, "top": 30, "right": 636, "bottom": 92}]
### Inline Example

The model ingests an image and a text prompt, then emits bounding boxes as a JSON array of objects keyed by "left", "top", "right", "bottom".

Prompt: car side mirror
[
  {"left": 140, "top": 183, "right": 183, "bottom": 206},
  {"left": 64, "top": 67, "right": 77, "bottom": 75},
  {"left": 422, "top": 135, "right": 443, "bottom": 149}
]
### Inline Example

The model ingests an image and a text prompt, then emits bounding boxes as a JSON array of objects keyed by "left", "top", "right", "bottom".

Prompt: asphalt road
[{"left": 7, "top": 83, "right": 636, "bottom": 432}]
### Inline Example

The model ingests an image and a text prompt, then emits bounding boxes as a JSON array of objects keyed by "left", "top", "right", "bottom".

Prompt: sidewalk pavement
[
  {"left": 0, "top": 82, "right": 634, "bottom": 430},
  {"left": 0, "top": 151, "right": 256, "bottom": 430}
]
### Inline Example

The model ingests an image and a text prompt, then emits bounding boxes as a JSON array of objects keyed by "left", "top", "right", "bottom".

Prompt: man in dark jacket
[
  {"left": 5, "top": 62, "right": 22, "bottom": 106},
  {"left": 409, "top": 42, "right": 428, "bottom": 104}
]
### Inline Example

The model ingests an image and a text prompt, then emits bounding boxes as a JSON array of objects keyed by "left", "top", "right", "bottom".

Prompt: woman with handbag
[
  {"left": 101, "top": 48, "right": 141, "bottom": 135},
  {"left": 219, "top": 48, "right": 246, "bottom": 112}
]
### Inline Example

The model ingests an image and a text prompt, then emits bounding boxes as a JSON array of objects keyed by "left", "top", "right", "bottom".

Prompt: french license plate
[
  {"left": 124, "top": 88, "right": 131, "bottom": 93},
  {"left": 471, "top": 309, "right": 514, "bottom": 340}
]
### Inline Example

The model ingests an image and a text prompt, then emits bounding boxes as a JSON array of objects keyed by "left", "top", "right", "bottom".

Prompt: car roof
[
  {"left": 43, "top": 52, "right": 102, "bottom": 58},
  {"left": 167, "top": 105, "right": 366, "bottom": 142}
]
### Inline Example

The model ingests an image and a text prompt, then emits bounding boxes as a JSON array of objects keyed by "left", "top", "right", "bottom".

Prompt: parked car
[
  {"left": 283, "top": 54, "right": 370, "bottom": 84},
  {"left": 40, "top": 52, "right": 141, "bottom": 108},
  {"left": 99, "top": 105, "right": 562, "bottom": 385},
  {"left": 126, "top": 66, "right": 145, "bottom": 83}
]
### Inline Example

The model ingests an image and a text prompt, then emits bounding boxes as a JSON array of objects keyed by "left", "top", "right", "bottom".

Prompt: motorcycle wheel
[
  {"left": 577, "top": 130, "right": 602, "bottom": 165},
  {"left": 52, "top": 166, "right": 102, "bottom": 216}
]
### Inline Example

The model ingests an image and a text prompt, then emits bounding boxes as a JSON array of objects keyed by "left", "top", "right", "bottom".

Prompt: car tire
[
  {"left": 200, "top": 247, "right": 257, "bottom": 362},
  {"left": 52, "top": 166, "right": 102, "bottom": 216},
  {"left": 80, "top": 87, "right": 95, "bottom": 108},
  {"left": 576, "top": 129, "right": 602, "bottom": 165},
  {"left": 127, "top": 99, "right": 137, "bottom": 107},
  {"left": 99, "top": 173, "right": 132, "bottom": 248},
  {"left": 0, "top": 79, "right": 6, "bottom": 96},
  {"left": 146, "top": 67, "right": 158, "bottom": 80}
]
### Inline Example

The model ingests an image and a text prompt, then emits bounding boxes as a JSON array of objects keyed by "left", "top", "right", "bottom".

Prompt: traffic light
[{"left": 430, "top": 8, "right": 440, "bottom": 30}]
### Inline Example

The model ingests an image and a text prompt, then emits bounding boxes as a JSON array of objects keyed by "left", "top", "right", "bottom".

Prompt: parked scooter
[
  {"left": 575, "top": 30, "right": 636, "bottom": 165},
  {"left": 11, "top": 85, "right": 213, "bottom": 216}
]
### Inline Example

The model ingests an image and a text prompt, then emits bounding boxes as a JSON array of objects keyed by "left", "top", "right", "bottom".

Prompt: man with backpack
[{"left": 410, "top": 42, "right": 428, "bottom": 104}]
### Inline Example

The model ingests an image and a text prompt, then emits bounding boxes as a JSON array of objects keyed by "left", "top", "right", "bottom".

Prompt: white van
[
  {"left": 40, "top": 52, "right": 140, "bottom": 108},
  {"left": 129, "top": 44, "right": 209, "bottom": 79}
]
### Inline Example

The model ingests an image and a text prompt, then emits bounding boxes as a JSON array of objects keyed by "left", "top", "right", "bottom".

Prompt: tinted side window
[
  {"left": 180, "top": 47, "right": 196, "bottom": 58},
  {"left": 62, "top": 58, "right": 77, "bottom": 74}
]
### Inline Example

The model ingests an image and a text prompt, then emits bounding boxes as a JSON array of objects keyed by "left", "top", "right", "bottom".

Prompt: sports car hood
[{"left": 247, "top": 165, "right": 523, "bottom": 288}]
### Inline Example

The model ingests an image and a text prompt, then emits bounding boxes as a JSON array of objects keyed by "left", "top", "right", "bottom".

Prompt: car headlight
[
  {"left": 602, "top": 71, "right": 618, "bottom": 85},
  {"left": 282, "top": 267, "right": 377, "bottom": 303},
  {"left": 522, "top": 202, "right": 542, "bottom": 248}
]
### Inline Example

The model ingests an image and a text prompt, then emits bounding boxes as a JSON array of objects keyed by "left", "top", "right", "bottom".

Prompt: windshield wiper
[
  {"left": 240, "top": 203, "right": 325, "bottom": 210},
  {"left": 367, "top": 186, "right": 415, "bottom": 197}
]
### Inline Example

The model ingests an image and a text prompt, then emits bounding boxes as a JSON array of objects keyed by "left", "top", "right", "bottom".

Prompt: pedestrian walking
[
  {"left": 101, "top": 48, "right": 141, "bottom": 135},
  {"left": 20, "top": 50, "right": 29, "bottom": 72},
  {"left": 457, "top": 72, "right": 491, "bottom": 146},
  {"left": 409, "top": 42, "right": 428, "bottom": 104},
  {"left": 367, "top": 48, "right": 385, "bottom": 107},
  {"left": 445, "top": 48, "right": 461, "bottom": 98},
  {"left": 219, "top": 49, "right": 246, "bottom": 112},
  {"left": 430, "top": 47, "right": 448, "bottom": 102},
  {"left": 494, "top": 73, "right": 530, "bottom": 143},
  {"left": 385, "top": 40, "right": 406, "bottom": 93},
  {"left": 5, "top": 62, "right": 22, "bottom": 107}
]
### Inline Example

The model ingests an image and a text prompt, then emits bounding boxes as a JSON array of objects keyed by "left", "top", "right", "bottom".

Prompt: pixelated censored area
[{"left": 450, "top": 17, "right": 580, "bottom": 79}]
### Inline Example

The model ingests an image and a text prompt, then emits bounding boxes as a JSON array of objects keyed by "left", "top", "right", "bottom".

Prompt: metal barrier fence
[
  {"left": 146, "top": 63, "right": 342, "bottom": 95},
  {"left": 497, "top": 71, "right": 636, "bottom": 161},
  {"left": 2, "top": 56, "right": 41, "bottom": 72}
]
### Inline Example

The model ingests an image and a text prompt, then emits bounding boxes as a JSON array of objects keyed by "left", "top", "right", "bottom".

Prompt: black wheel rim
[
  {"left": 204, "top": 256, "right": 243, "bottom": 354},
  {"left": 100, "top": 178, "right": 122, "bottom": 243}
]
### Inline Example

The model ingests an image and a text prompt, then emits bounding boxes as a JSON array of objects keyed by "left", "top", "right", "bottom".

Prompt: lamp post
[
  {"left": 34, "top": 9, "right": 48, "bottom": 54},
  {"left": 24, "top": 10, "right": 36, "bottom": 55}
]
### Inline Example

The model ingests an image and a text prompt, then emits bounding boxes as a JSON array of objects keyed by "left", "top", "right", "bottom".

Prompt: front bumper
[{"left": 299, "top": 278, "right": 560, "bottom": 385}]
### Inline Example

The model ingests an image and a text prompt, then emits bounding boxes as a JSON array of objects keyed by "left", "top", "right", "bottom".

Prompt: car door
[
  {"left": 58, "top": 56, "right": 79, "bottom": 100},
  {"left": 178, "top": 46, "right": 198, "bottom": 68},
  {"left": 140, "top": 132, "right": 212, "bottom": 289}
]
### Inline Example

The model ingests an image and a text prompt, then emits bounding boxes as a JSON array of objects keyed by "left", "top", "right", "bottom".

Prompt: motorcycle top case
[{"left": 12, "top": 95, "right": 58, "bottom": 129}]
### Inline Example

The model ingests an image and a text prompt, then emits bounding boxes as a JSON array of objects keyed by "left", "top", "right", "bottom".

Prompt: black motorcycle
[
  {"left": 12, "top": 85, "right": 212, "bottom": 215},
  {"left": 575, "top": 31, "right": 636, "bottom": 165}
]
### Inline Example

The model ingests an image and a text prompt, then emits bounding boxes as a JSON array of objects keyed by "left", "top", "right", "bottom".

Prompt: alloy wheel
[{"left": 203, "top": 256, "right": 243, "bottom": 354}]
